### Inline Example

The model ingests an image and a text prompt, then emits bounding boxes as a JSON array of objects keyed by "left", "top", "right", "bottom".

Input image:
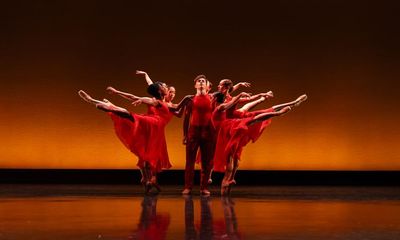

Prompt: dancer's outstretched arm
[
  {"left": 236, "top": 91, "right": 273, "bottom": 112},
  {"left": 78, "top": 90, "right": 133, "bottom": 120},
  {"left": 238, "top": 91, "right": 273, "bottom": 103},
  {"left": 106, "top": 86, "right": 136, "bottom": 101},
  {"left": 168, "top": 95, "right": 193, "bottom": 110},
  {"left": 136, "top": 70, "right": 153, "bottom": 85},
  {"left": 169, "top": 95, "right": 193, "bottom": 117},
  {"left": 231, "top": 82, "right": 251, "bottom": 93},
  {"left": 217, "top": 92, "right": 251, "bottom": 111},
  {"left": 107, "top": 86, "right": 159, "bottom": 106}
]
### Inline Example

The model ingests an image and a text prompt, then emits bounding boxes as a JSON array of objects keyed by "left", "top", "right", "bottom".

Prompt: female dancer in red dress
[
  {"left": 135, "top": 70, "right": 185, "bottom": 117},
  {"left": 206, "top": 79, "right": 272, "bottom": 184},
  {"left": 78, "top": 82, "right": 187, "bottom": 193},
  {"left": 212, "top": 84, "right": 307, "bottom": 195}
]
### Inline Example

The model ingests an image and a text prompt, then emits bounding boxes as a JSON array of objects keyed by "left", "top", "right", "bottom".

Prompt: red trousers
[{"left": 185, "top": 125, "right": 215, "bottom": 190}]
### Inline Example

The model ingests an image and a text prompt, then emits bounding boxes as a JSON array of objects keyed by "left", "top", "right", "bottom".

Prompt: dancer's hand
[
  {"left": 106, "top": 86, "right": 117, "bottom": 94},
  {"left": 136, "top": 70, "right": 147, "bottom": 75},
  {"left": 132, "top": 99, "right": 142, "bottom": 106},
  {"left": 239, "top": 82, "right": 251, "bottom": 88}
]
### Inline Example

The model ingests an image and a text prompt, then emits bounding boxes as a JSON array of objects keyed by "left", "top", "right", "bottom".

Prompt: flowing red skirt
[
  {"left": 108, "top": 112, "right": 171, "bottom": 172},
  {"left": 213, "top": 108, "right": 274, "bottom": 172}
]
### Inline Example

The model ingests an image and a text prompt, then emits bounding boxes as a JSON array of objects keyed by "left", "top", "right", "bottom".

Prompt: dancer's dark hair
[
  {"left": 214, "top": 92, "right": 225, "bottom": 103},
  {"left": 147, "top": 81, "right": 165, "bottom": 100},
  {"left": 220, "top": 79, "right": 234, "bottom": 93}
]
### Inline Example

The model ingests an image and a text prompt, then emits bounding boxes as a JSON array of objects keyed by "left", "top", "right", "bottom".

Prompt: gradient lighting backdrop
[{"left": 1, "top": 1, "right": 399, "bottom": 170}]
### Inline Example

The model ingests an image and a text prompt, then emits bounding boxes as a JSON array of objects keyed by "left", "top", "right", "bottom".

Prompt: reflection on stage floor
[{"left": 0, "top": 185, "right": 399, "bottom": 239}]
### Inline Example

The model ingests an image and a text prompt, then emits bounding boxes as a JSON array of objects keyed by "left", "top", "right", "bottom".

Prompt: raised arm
[
  {"left": 231, "top": 82, "right": 251, "bottom": 93},
  {"left": 136, "top": 70, "right": 153, "bottom": 86},
  {"left": 107, "top": 86, "right": 159, "bottom": 106},
  {"left": 217, "top": 92, "right": 251, "bottom": 111}
]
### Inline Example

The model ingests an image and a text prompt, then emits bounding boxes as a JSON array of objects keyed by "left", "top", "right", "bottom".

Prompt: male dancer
[{"left": 182, "top": 75, "right": 215, "bottom": 195}]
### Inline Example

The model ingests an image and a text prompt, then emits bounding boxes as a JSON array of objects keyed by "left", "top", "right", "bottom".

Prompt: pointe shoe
[
  {"left": 222, "top": 180, "right": 230, "bottom": 187},
  {"left": 106, "top": 86, "right": 116, "bottom": 94},
  {"left": 152, "top": 183, "right": 161, "bottom": 194},
  {"left": 294, "top": 94, "right": 307, "bottom": 107},
  {"left": 144, "top": 181, "right": 152, "bottom": 194},
  {"left": 226, "top": 186, "right": 232, "bottom": 195},
  {"left": 182, "top": 188, "right": 192, "bottom": 195},
  {"left": 200, "top": 189, "right": 211, "bottom": 196},
  {"left": 221, "top": 186, "right": 228, "bottom": 196},
  {"left": 78, "top": 90, "right": 96, "bottom": 104},
  {"left": 150, "top": 177, "right": 161, "bottom": 193}
]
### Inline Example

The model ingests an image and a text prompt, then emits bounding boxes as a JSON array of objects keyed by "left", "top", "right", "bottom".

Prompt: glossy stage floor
[{"left": 1, "top": 184, "right": 400, "bottom": 239}]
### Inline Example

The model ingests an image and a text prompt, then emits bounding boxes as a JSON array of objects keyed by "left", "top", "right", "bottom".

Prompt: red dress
[
  {"left": 108, "top": 101, "right": 172, "bottom": 172},
  {"left": 212, "top": 107, "right": 274, "bottom": 172}
]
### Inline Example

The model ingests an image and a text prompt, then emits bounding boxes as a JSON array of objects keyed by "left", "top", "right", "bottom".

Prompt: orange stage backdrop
[{"left": 1, "top": 1, "right": 399, "bottom": 170}]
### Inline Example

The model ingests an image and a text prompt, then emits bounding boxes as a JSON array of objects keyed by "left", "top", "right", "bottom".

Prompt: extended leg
[
  {"left": 78, "top": 90, "right": 134, "bottom": 121},
  {"left": 143, "top": 162, "right": 153, "bottom": 194},
  {"left": 150, "top": 170, "right": 161, "bottom": 193},
  {"left": 199, "top": 138, "right": 215, "bottom": 195},
  {"left": 237, "top": 96, "right": 265, "bottom": 113},
  {"left": 247, "top": 106, "right": 292, "bottom": 125},
  {"left": 227, "top": 158, "right": 240, "bottom": 194},
  {"left": 272, "top": 94, "right": 307, "bottom": 111},
  {"left": 221, "top": 156, "right": 233, "bottom": 195},
  {"left": 183, "top": 139, "right": 199, "bottom": 194}
]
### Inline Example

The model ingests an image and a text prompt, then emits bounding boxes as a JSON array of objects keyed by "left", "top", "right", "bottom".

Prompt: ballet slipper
[
  {"left": 182, "top": 188, "right": 192, "bottom": 195},
  {"left": 144, "top": 181, "right": 152, "bottom": 195},
  {"left": 151, "top": 177, "right": 161, "bottom": 193},
  {"left": 78, "top": 90, "right": 99, "bottom": 105},
  {"left": 221, "top": 186, "right": 228, "bottom": 196},
  {"left": 294, "top": 94, "right": 307, "bottom": 107},
  {"left": 200, "top": 189, "right": 211, "bottom": 196},
  {"left": 222, "top": 180, "right": 230, "bottom": 187}
]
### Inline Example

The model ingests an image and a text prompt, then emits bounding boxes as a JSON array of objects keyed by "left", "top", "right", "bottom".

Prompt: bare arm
[
  {"left": 217, "top": 92, "right": 251, "bottom": 111},
  {"left": 170, "top": 105, "right": 185, "bottom": 118},
  {"left": 238, "top": 91, "right": 273, "bottom": 103},
  {"left": 107, "top": 86, "right": 136, "bottom": 101},
  {"left": 169, "top": 95, "right": 193, "bottom": 118},
  {"left": 231, "top": 82, "right": 251, "bottom": 93},
  {"left": 107, "top": 86, "right": 159, "bottom": 106},
  {"left": 169, "top": 95, "right": 193, "bottom": 111},
  {"left": 136, "top": 70, "right": 153, "bottom": 86},
  {"left": 134, "top": 97, "right": 159, "bottom": 106}
]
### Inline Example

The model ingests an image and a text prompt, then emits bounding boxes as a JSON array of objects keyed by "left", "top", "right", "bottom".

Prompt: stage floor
[{"left": 1, "top": 185, "right": 400, "bottom": 239}]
